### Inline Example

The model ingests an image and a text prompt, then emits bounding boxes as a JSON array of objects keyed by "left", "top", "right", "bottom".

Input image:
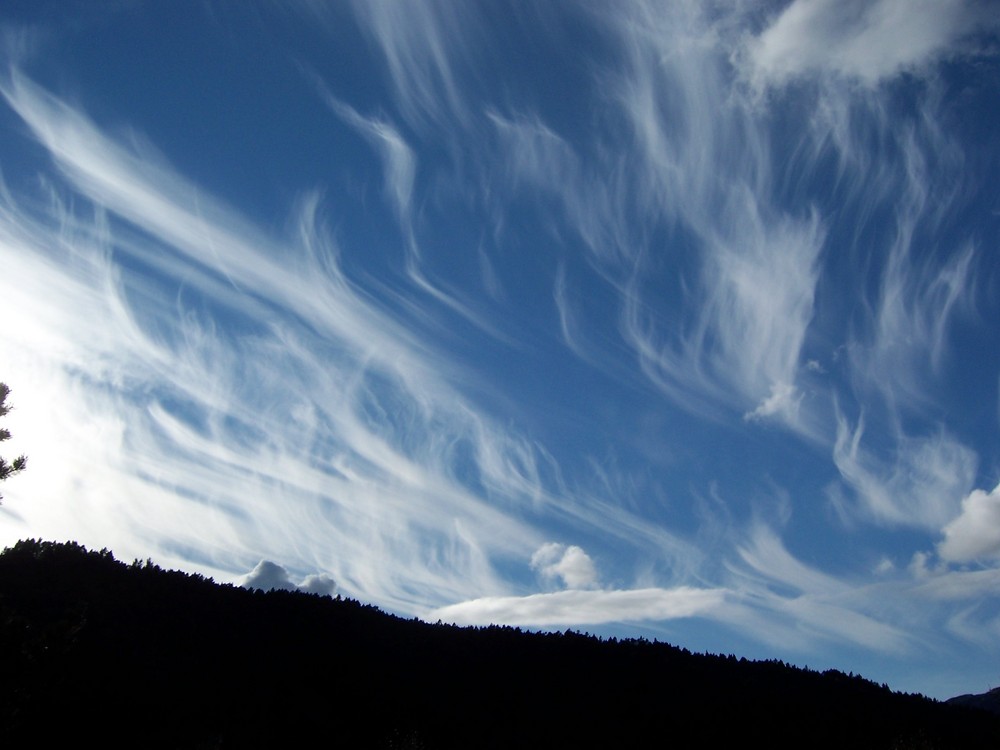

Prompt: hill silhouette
[
  {"left": 947, "top": 688, "right": 1000, "bottom": 717},
  {"left": 1, "top": 538, "right": 997, "bottom": 749}
]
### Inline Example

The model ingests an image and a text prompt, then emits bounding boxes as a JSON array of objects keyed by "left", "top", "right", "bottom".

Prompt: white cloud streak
[
  {"left": 320, "top": 94, "right": 416, "bottom": 227},
  {"left": 747, "top": 0, "right": 1000, "bottom": 87},
  {"left": 347, "top": 0, "right": 478, "bottom": 134},
  {"left": 428, "top": 586, "right": 726, "bottom": 628}
]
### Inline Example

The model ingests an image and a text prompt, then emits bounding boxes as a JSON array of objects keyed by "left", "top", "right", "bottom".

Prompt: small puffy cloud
[
  {"left": 240, "top": 560, "right": 298, "bottom": 592},
  {"left": 531, "top": 542, "right": 599, "bottom": 590},
  {"left": 299, "top": 573, "right": 338, "bottom": 597},
  {"left": 743, "top": 382, "right": 800, "bottom": 423},
  {"left": 428, "top": 587, "right": 726, "bottom": 628},
  {"left": 938, "top": 484, "right": 1000, "bottom": 563},
  {"left": 239, "top": 560, "right": 337, "bottom": 597},
  {"left": 746, "top": 0, "right": 1000, "bottom": 87},
  {"left": 873, "top": 557, "right": 895, "bottom": 575}
]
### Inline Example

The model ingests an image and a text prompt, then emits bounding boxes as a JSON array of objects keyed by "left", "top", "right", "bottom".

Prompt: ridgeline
[{"left": 1, "top": 539, "right": 997, "bottom": 749}]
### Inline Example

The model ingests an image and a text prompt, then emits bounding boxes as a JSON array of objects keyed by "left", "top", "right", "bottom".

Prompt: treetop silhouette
[{"left": 0, "top": 382, "right": 27, "bottom": 500}]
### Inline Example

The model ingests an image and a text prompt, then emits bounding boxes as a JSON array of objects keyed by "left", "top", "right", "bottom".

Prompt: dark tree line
[{"left": 1, "top": 539, "right": 998, "bottom": 749}]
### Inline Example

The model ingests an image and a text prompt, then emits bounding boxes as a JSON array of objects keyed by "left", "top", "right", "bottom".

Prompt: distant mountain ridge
[{"left": 1, "top": 538, "right": 998, "bottom": 749}]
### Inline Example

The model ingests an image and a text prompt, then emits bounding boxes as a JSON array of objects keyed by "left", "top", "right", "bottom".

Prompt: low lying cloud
[
  {"left": 299, "top": 573, "right": 339, "bottom": 597},
  {"left": 239, "top": 560, "right": 338, "bottom": 597},
  {"left": 428, "top": 586, "right": 726, "bottom": 627},
  {"left": 938, "top": 484, "right": 1000, "bottom": 563},
  {"left": 530, "top": 542, "right": 599, "bottom": 590}
]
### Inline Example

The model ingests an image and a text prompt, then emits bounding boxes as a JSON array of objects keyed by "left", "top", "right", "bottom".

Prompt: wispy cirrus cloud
[
  {"left": 831, "top": 411, "right": 977, "bottom": 529},
  {"left": 434, "top": 2, "right": 833, "bottom": 432},
  {"left": 0, "top": 69, "right": 552, "bottom": 609},
  {"left": 722, "top": 524, "right": 915, "bottom": 654},
  {"left": 0, "top": 65, "right": 714, "bottom": 615},
  {"left": 345, "top": 0, "right": 481, "bottom": 135},
  {"left": 831, "top": 95, "right": 979, "bottom": 415},
  {"left": 319, "top": 93, "right": 416, "bottom": 228},
  {"left": 592, "top": 3, "right": 826, "bottom": 430}
]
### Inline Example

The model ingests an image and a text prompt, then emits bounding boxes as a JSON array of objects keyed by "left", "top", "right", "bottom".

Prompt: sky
[{"left": 1, "top": 0, "right": 999, "bottom": 701}]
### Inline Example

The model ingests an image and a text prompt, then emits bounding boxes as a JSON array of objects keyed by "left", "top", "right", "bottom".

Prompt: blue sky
[{"left": 1, "top": 1, "right": 999, "bottom": 701}]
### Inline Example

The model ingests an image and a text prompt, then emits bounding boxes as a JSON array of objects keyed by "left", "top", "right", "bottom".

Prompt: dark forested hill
[
  {"left": 1, "top": 539, "right": 997, "bottom": 749},
  {"left": 947, "top": 688, "right": 1000, "bottom": 717}
]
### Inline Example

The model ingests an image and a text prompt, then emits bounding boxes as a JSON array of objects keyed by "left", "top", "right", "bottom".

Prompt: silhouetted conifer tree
[{"left": 0, "top": 383, "right": 27, "bottom": 500}]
